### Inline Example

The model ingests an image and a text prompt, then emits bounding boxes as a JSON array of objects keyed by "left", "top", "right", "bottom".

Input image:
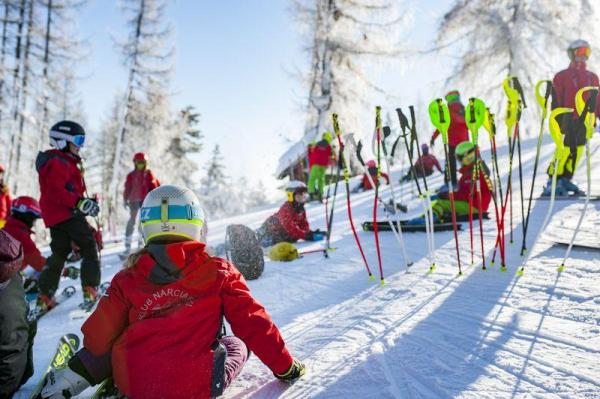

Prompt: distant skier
[
  {"left": 407, "top": 141, "right": 491, "bottom": 224},
  {"left": 35, "top": 121, "right": 101, "bottom": 311},
  {"left": 400, "top": 144, "right": 443, "bottom": 183},
  {"left": 0, "top": 164, "right": 12, "bottom": 228},
  {"left": 40, "top": 185, "right": 305, "bottom": 399},
  {"left": 256, "top": 181, "right": 324, "bottom": 246},
  {"left": 121, "top": 152, "right": 160, "bottom": 256},
  {"left": 430, "top": 90, "right": 469, "bottom": 190},
  {"left": 542, "top": 39, "right": 600, "bottom": 196},
  {"left": 307, "top": 131, "right": 334, "bottom": 202},
  {"left": 352, "top": 160, "right": 390, "bottom": 192},
  {"left": 0, "top": 230, "right": 36, "bottom": 398}
]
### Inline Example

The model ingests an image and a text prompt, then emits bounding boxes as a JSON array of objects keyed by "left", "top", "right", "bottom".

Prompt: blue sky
[{"left": 77, "top": 0, "right": 453, "bottom": 197}]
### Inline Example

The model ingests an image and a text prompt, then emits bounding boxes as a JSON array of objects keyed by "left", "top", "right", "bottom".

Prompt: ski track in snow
[{"left": 15, "top": 135, "right": 600, "bottom": 399}]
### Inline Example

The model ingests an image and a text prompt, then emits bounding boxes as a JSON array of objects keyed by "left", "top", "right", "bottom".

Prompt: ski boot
[
  {"left": 559, "top": 178, "right": 585, "bottom": 196},
  {"left": 80, "top": 286, "right": 99, "bottom": 311},
  {"left": 541, "top": 177, "right": 567, "bottom": 197},
  {"left": 36, "top": 294, "right": 57, "bottom": 312}
]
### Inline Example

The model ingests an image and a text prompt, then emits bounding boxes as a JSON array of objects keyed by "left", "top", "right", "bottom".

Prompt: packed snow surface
[{"left": 16, "top": 135, "right": 600, "bottom": 398}]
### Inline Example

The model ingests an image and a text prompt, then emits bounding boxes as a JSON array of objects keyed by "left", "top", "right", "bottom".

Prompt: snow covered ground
[{"left": 16, "top": 134, "right": 600, "bottom": 398}]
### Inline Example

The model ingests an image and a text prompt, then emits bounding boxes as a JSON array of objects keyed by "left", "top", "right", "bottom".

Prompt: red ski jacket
[
  {"left": 0, "top": 185, "right": 11, "bottom": 221},
  {"left": 431, "top": 102, "right": 469, "bottom": 147},
  {"left": 2, "top": 216, "right": 46, "bottom": 272},
  {"left": 361, "top": 171, "right": 389, "bottom": 191},
  {"left": 448, "top": 162, "right": 492, "bottom": 212},
  {"left": 263, "top": 202, "right": 310, "bottom": 242},
  {"left": 310, "top": 140, "right": 332, "bottom": 167},
  {"left": 81, "top": 241, "right": 293, "bottom": 399},
  {"left": 36, "top": 149, "right": 86, "bottom": 227},
  {"left": 123, "top": 169, "right": 160, "bottom": 203},
  {"left": 552, "top": 62, "right": 600, "bottom": 116},
  {"left": 413, "top": 154, "right": 442, "bottom": 176}
]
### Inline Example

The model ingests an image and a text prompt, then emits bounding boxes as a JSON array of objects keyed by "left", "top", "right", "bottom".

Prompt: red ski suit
[
  {"left": 2, "top": 216, "right": 46, "bottom": 271},
  {"left": 36, "top": 149, "right": 86, "bottom": 227},
  {"left": 81, "top": 241, "right": 293, "bottom": 399},
  {"left": 431, "top": 102, "right": 469, "bottom": 147},
  {"left": 413, "top": 154, "right": 442, "bottom": 175},
  {"left": 123, "top": 169, "right": 160, "bottom": 203},
  {"left": 552, "top": 62, "right": 600, "bottom": 114},
  {"left": 263, "top": 202, "right": 310, "bottom": 242},
  {"left": 445, "top": 163, "right": 492, "bottom": 212},
  {"left": 0, "top": 185, "right": 11, "bottom": 221}
]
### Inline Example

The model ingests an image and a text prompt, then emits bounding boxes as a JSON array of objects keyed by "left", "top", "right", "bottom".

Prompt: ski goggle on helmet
[
  {"left": 445, "top": 90, "right": 460, "bottom": 104},
  {"left": 568, "top": 39, "right": 591, "bottom": 61},
  {"left": 140, "top": 185, "right": 206, "bottom": 244},
  {"left": 49, "top": 120, "right": 86, "bottom": 149},
  {"left": 286, "top": 180, "right": 308, "bottom": 202},
  {"left": 455, "top": 141, "right": 476, "bottom": 164}
]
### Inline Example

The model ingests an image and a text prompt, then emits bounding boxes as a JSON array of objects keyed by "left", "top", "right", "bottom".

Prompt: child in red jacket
[
  {"left": 122, "top": 152, "right": 160, "bottom": 256},
  {"left": 41, "top": 185, "right": 305, "bottom": 399},
  {"left": 256, "top": 181, "right": 323, "bottom": 247},
  {"left": 0, "top": 164, "right": 12, "bottom": 228},
  {"left": 407, "top": 141, "right": 492, "bottom": 225},
  {"left": 35, "top": 120, "right": 101, "bottom": 310},
  {"left": 401, "top": 144, "right": 442, "bottom": 182}
]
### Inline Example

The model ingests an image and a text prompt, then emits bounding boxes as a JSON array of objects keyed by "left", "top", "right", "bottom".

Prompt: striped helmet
[{"left": 140, "top": 185, "right": 206, "bottom": 244}]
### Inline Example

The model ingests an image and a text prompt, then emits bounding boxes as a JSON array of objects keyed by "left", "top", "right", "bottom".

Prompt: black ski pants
[
  {"left": 444, "top": 145, "right": 458, "bottom": 186},
  {"left": 39, "top": 215, "right": 100, "bottom": 297}
]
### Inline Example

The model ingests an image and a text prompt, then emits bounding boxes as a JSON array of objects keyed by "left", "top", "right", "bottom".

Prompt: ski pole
[
  {"left": 371, "top": 106, "right": 384, "bottom": 284},
  {"left": 558, "top": 86, "right": 598, "bottom": 272},
  {"left": 324, "top": 153, "right": 342, "bottom": 258},
  {"left": 381, "top": 126, "right": 412, "bottom": 268},
  {"left": 332, "top": 114, "right": 374, "bottom": 280},
  {"left": 519, "top": 107, "right": 572, "bottom": 276},
  {"left": 428, "top": 98, "right": 463, "bottom": 275},
  {"left": 465, "top": 97, "right": 487, "bottom": 269},
  {"left": 512, "top": 77, "right": 528, "bottom": 254},
  {"left": 397, "top": 107, "right": 436, "bottom": 271},
  {"left": 521, "top": 80, "right": 552, "bottom": 255}
]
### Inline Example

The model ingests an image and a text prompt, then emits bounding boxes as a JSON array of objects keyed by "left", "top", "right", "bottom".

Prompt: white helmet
[
  {"left": 140, "top": 185, "right": 207, "bottom": 244},
  {"left": 567, "top": 39, "right": 591, "bottom": 61}
]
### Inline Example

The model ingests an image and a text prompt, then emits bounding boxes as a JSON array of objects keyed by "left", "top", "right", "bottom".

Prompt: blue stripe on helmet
[{"left": 140, "top": 204, "right": 203, "bottom": 222}]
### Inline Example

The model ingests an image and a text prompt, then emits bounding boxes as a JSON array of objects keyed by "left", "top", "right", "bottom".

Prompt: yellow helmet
[
  {"left": 322, "top": 131, "right": 333, "bottom": 143},
  {"left": 269, "top": 242, "right": 299, "bottom": 262}
]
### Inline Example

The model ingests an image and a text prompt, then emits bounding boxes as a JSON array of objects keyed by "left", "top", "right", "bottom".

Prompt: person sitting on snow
[
  {"left": 256, "top": 181, "right": 323, "bottom": 247},
  {"left": 40, "top": 185, "right": 305, "bottom": 399},
  {"left": 400, "top": 144, "right": 443, "bottom": 183},
  {"left": 352, "top": 160, "right": 390, "bottom": 193},
  {"left": 407, "top": 141, "right": 492, "bottom": 224}
]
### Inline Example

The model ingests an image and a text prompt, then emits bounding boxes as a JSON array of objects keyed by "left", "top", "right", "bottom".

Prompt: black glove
[
  {"left": 62, "top": 266, "right": 80, "bottom": 280},
  {"left": 77, "top": 198, "right": 100, "bottom": 217},
  {"left": 305, "top": 230, "right": 325, "bottom": 242},
  {"left": 275, "top": 358, "right": 305, "bottom": 382}
]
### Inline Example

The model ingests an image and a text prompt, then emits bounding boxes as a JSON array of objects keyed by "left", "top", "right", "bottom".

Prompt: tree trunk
[{"left": 38, "top": 0, "right": 53, "bottom": 152}]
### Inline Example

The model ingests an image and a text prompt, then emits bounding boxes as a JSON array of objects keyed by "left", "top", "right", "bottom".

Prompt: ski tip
[{"left": 557, "top": 264, "right": 565, "bottom": 272}]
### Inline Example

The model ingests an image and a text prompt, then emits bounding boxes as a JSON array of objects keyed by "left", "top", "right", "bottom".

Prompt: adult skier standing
[
  {"left": 307, "top": 131, "right": 334, "bottom": 201},
  {"left": 121, "top": 152, "right": 160, "bottom": 257},
  {"left": 430, "top": 90, "right": 469, "bottom": 190},
  {"left": 542, "top": 39, "right": 600, "bottom": 196},
  {"left": 40, "top": 185, "right": 305, "bottom": 399},
  {"left": 0, "top": 230, "right": 36, "bottom": 398},
  {"left": 35, "top": 121, "right": 101, "bottom": 311},
  {"left": 0, "top": 164, "right": 12, "bottom": 228}
]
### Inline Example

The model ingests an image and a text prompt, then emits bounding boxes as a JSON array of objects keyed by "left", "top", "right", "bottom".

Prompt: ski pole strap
[
  {"left": 396, "top": 108, "right": 409, "bottom": 135},
  {"left": 381, "top": 126, "right": 392, "bottom": 156},
  {"left": 465, "top": 97, "right": 486, "bottom": 144},
  {"left": 390, "top": 136, "right": 401, "bottom": 158},
  {"left": 549, "top": 107, "right": 572, "bottom": 161},
  {"left": 428, "top": 98, "right": 450, "bottom": 144},
  {"left": 512, "top": 76, "right": 527, "bottom": 109},
  {"left": 535, "top": 80, "right": 552, "bottom": 118},
  {"left": 483, "top": 108, "right": 496, "bottom": 138},
  {"left": 375, "top": 106, "right": 382, "bottom": 178},
  {"left": 356, "top": 141, "right": 366, "bottom": 166}
]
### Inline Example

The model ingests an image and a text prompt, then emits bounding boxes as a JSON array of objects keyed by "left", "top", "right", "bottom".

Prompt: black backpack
[{"left": 225, "top": 224, "right": 264, "bottom": 280}]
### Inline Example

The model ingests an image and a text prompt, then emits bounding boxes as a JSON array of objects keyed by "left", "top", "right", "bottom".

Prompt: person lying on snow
[
  {"left": 40, "top": 185, "right": 305, "bottom": 399},
  {"left": 255, "top": 181, "right": 324, "bottom": 247},
  {"left": 407, "top": 141, "right": 492, "bottom": 225},
  {"left": 352, "top": 160, "right": 390, "bottom": 192},
  {"left": 400, "top": 144, "right": 443, "bottom": 183}
]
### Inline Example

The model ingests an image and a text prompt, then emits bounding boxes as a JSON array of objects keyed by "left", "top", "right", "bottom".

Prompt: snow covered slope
[{"left": 16, "top": 135, "right": 600, "bottom": 398}]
